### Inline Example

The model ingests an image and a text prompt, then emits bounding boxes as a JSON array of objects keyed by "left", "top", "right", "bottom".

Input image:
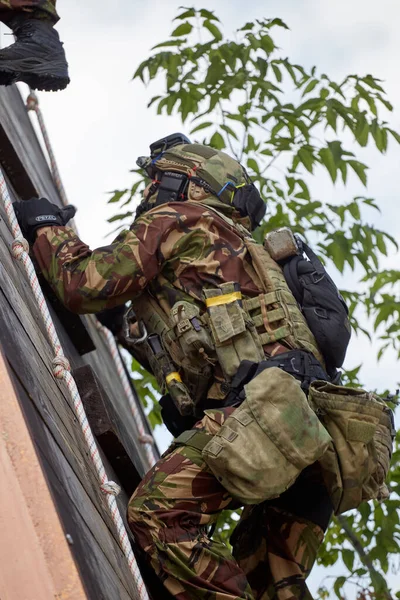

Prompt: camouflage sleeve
[{"left": 32, "top": 215, "right": 169, "bottom": 314}]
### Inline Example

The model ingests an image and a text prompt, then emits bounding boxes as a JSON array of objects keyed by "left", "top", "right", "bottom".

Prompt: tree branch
[{"left": 336, "top": 515, "right": 393, "bottom": 600}]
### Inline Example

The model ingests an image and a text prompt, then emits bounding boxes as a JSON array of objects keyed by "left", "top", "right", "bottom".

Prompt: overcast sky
[{"left": 3, "top": 1, "right": 400, "bottom": 596}]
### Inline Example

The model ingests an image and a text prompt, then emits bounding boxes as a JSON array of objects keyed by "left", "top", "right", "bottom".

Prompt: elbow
[
  {"left": 62, "top": 288, "right": 90, "bottom": 314},
  {"left": 63, "top": 293, "right": 85, "bottom": 314}
]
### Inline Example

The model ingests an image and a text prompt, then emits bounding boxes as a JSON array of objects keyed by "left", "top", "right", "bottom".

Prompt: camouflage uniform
[
  {"left": 33, "top": 199, "right": 332, "bottom": 599},
  {"left": 0, "top": 0, "right": 58, "bottom": 24}
]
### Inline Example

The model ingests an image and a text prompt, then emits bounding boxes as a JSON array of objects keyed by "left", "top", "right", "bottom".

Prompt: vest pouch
[
  {"left": 169, "top": 301, "right": 216, "bottom": 368},
  {"left": 204, "top": 283, "right": 264, "bottom": 379},
  {"left": 309, "top": 381, "right": 393, "bottom": 514},
  {"left": 202, "top": 367, "right": 331, "bottom": 504}
]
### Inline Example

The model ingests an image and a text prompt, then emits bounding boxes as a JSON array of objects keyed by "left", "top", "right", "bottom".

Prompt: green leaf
[
  {"left": 220, "top": 124, "right": 239, "bottom": 140},
  {"left": 107, "top": 211, "right": 134, "bottom": 223},
  {"left": 347, "top": 160, "right": 368, "bottom": 186},
  {"left": 174, "top": 8, "right": 196, "bottom": 20},
  {"left": 210, "top": 131, "right": 225, "bottom": 149},
  {"left": 342, "top": 548, "right": 355, "bottom": 572},
  {"left": 326, "top": 105, "right": 337, "bottom": 132},
  {"left": 199, "top": 9, "right": 220, "bottom": 21},
  {"left": 190, "top": 121, "right": 213, "bottom": 134},
  {"left": 333, "top": 576, "right": 346, "bottom": 599},
  {"left": 319, "top": 147, "right": 337, "bottom": 183},
  {"left": 297, "top": 147, "right": 314, "bottom": 173},
  {"left": 247, "top": 158, "right": 260, "bottom": 174},
  {"left": 302, "top": 79, "right": 318, "bottom": 96},
  {"left": 204, "top": 19, "right": 223, "bottom": 41},
  {"left": 271, "top": 63, "right": 282, "bottom": 82},
  {"left": 355, "top": 117, "right": 369, "bottom": 146},
  {"left": 151, "top": 40, "right": 185, "bottom": 49},
  {"left": 260, "top": 35, "right": 275, "bottom": 54},
  {"left": 267, "top": 17, "right": 290, "bottom": 30},
  {"left": 376, "top": 232, "right": 387, "bottom": 255},
  {"left": 171, "top": 22, "right": 193, "bottom": 36},
  {"left": 387, "top": 128, "right": 400, "bottom": 144},
  {"left": 348, "top": 201, "right": 361, "bottom": 220},
  {"left": 238, "top": 22, "right": 254, "bottom": 31},
  {"left": 107, "top": 189, "right": 128, "bottom": 204}
]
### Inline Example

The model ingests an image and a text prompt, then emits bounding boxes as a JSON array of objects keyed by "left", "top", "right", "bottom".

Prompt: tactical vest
[{"left": 130, "top": 203, "right": 324, "bottom": 416}]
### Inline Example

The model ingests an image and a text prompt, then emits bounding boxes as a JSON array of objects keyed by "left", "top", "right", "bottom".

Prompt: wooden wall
[{"left": 0, "top": 85, "right": 157, "bottom": 600}]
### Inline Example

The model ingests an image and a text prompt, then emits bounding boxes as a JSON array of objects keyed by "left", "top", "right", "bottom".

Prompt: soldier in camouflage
[
  {"left": 0, "top": 0, "right": 69, "bottom": 90},
  {"left": 13, "top": 141, "right": 333, "bottom": 599}
]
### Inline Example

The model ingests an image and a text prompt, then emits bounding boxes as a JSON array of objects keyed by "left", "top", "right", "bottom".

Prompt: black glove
[
  {"left": 13, "top": 197, "right": 76, "bottom": 243},
  {"left": 96, "top": 304, "right": 126, "bottom": 336}
]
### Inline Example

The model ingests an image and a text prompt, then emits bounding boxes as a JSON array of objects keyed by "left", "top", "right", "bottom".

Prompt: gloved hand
[
  {"left": 96, "top": 304, "right": 126, "bottom": 336},
  {"left": 13, "top": 197, "right": 76, "bottom": 243}
]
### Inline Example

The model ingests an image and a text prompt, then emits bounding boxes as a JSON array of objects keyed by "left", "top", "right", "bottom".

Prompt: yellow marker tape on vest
[
  {"left": 205, "top": 291, "right": 242, "bottom": 307},
  {"left": 166, "top": 372, "right": 182, "bottom": 385}
]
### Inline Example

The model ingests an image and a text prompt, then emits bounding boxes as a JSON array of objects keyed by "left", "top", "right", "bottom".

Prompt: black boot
[{"left": 0, "top": 15, "right": 69, "bottom": 91}]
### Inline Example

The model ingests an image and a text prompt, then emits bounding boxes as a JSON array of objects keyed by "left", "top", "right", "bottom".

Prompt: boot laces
[{"left": 14, "top": 21, "right": 35, "bottom": 42}]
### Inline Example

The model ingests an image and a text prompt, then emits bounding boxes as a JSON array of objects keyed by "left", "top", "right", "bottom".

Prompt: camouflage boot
[{"left": 0, "top": 15, "right": 69, "bottom": 91}]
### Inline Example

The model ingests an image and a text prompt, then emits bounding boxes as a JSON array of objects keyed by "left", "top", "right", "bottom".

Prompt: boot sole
[
  {"left": 0, "top": 67, "right": 69, "bottom": 91},
  {"left": 24, "top": 72, "right": 70, "bottom": 91}
]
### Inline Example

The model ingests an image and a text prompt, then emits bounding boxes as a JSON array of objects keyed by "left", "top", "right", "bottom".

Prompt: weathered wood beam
[{"left": 0, "top": 347, "right": 87, "bottom": 600}]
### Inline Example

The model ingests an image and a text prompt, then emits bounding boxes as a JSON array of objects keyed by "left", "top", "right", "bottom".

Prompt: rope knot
[
  {"left": 26, "top": 91, "right": 39, "bottom": 112},
  {"left": 11, "top": 236, "right": 29, "bottom": 259},
  {"left": 100, "top": 481, "right": 121, "bottom": 497},
  {"left": 52, "top": 355, "right": 71, "bottom": 379}
]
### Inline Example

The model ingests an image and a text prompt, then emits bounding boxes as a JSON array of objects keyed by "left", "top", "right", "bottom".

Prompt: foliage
[
  {"left": 130, "top": 357, "right": 162, "bottom": 429},
  {"left": 108, "top": 8, "right": 400, "bottom": 598}
]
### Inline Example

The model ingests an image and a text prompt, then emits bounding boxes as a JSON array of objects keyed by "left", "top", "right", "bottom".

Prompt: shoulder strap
[
  {"left": 197, "top": 202, "right": 252, "bottom": 239},
  {"left": 174, "top": 429, "right": 212, "bottom": 451}
]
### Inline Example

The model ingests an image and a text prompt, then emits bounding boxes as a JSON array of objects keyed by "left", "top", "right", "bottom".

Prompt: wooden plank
[
  {"left": 0, "top": 284, "right": 145, "bottom": 598},
  {"left": 0, "top": 349, "right": 87, "bottom": 600},
  {"left": 74, "top": 364, "right": 142, "bottom": 497},
  {"left": 0, "top": 287, "right": 127, "bottom": 542},
  {"left": 82, "top": 330, "right": 156, "bottom": 478},
  {"left": 0, "top": 173, "right": 154, "bottom": 472},
  {"left": 10, "top": 371, "right": 139, "bottom": 600},
  {"left": 0, "top": 86, "right": 59, "bottom": 201},
  {"left": 0, "top": 82, "right": 158, "bottom": 599},
  {"left": 0, "top": 236, "right": 153, "bottom": 477}
]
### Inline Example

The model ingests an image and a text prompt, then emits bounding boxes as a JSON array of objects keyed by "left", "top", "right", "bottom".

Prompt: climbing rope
[
  {"left": 26, "top": 90, "right": 157, "bottom": 468},
  {"left": 0, "top": 167, "right": 150, "bottom": 600},
  {"left": 26, "top": 91, "right": 68, "bottom": 207}
]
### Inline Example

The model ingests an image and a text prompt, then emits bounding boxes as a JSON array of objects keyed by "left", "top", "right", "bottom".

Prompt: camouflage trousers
[
  {"left": 128, "top": 408, "right": 333, "bottom": 599},
  {"left": 0, "top": 0, "right": 58, "bottom": 24}
]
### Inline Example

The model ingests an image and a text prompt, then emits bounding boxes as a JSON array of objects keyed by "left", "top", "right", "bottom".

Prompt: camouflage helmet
[{"left": 136, "top": 142, "right": 266, "bottom": 229}]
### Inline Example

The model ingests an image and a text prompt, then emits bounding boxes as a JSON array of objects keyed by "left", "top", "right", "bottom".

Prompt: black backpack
[{"left": 283, "top": 238, "right": 351, "bottom": 376}]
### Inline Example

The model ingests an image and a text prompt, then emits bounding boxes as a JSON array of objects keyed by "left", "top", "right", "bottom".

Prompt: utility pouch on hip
[
  {"left": 309, "top": 381, "right": 394, "bottom": 514},
  {"left": 204, "top": 282, "right": 264, "bottom": 380},
  {"left": 201, "top": 367, "right": 331, "bottom": 504}
]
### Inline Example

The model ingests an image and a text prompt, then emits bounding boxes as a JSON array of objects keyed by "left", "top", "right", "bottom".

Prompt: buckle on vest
[{"left": 177, "top": 318, "right": 191, "bottom": 334}]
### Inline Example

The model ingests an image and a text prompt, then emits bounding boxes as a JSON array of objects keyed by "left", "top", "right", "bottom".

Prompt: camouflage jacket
[{"left": 33, "top": 199, "right": 264, "bottom": 315}]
